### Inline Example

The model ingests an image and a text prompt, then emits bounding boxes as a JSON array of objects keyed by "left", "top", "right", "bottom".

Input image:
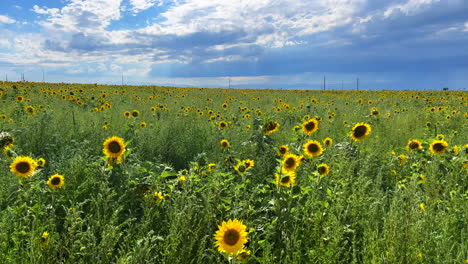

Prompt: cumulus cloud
[
  {"left": 33, "top": 0, "right": 123, "bottom": 32},
  {"left": 0, "top": 15, "right": 16, "bottom": 24}
]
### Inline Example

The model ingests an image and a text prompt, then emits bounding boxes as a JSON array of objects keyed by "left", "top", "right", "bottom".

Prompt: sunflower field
[{"left": 0, "top": 81, "right": 467, "bottom": 263}]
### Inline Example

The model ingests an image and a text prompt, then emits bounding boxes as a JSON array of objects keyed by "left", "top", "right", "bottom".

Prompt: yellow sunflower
[
  {"left": 281, "top": 153, "right": 302, "bottom": 173},
  {"left": 214, "top": 219, "right": 249, "bottom": 255},
  {"left": 103, "top": 136, "right": 126, "bottom": 159},
  {"left": 123, "top": 111, "right": 131, "bottom": 118},
  {"left": 24, "top": 105, "right": 35, "bottom": 115},
  {"left": 275, "top": 171, "right": 296, "bottom": 187},
  {"left": 264, "top": 121, "right": 280, "bottom": 135},
  {"left": 350, "top": 123, "right": 372, "bottom": 142},
  {"left": 323, "top": 137, "right": 333, "bottom": 147},
  {"left": 302, "top": 119, "right": 318, "bottom": 135},
  {"left": 218, "top": 121, "right": 228, "bottom": 129},
  {"left": 303, "top": 140, "right": 323, "bottom": 157},
  {"left": 234, "top": 161, "right": 248, "bottom": 174},
  {"left": 406, "top": 139, "right": 422, "bottom": 150},
  {"left": 139, "top": 122, "right": 147, "bottom": 128},
  {"left": 429, "top": 140, "right": 448, "bottom": 154},
  {"left": 243, "top": 159, "right": 255, "bottom": 169},
  {"left": 37, "top": 158, "right": 46, "bottom": 167},
  {"left": 132, "top": 110, "right": 140, "bottom": 117},
  {"left": 317, "top": 164, "right": 330, "bottom": 175},
  {"left": 47, "top": 174, "right": 65, "bottom": 189},
  {"left": 277, "top": 145, "right": 289, "bottom": 156},
  {"left": 237, "top": 249, "right": 251, "bottom": 262},
  {"left": 220, "top": 139, "right": 230, "bottom": 150},
  {"left": 10, "top": 156, "right": 38, "bottom": 178}
]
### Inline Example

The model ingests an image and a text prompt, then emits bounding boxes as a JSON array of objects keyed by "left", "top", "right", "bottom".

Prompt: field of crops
[{"left": 0, "top": 81, "right": 467, "bottom": 263}]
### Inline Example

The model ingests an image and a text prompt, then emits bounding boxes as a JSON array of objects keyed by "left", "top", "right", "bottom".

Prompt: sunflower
[
  {"left": 237, "top": 249, "right": 251, "bottom": 262},
  {"left": 398, "top": 154, "right": 406, "bottom": 166},
  {"left": 277, "top": 145, "right": 289, "bottom": 156},
  {"left": 303, "top": 140, "right": 323, "bottom": 157},
  {"left": 323, "top": 137, "right": 333, "bottom": 147},
  {"left": 37, "top": 158, "right": 46, "bottom": 168},
  {"left": 234, "top": 162, "right": 248, "bottom": 174},
  {"left": 436, "top": 134, "right": 445, "bottom": 140},
  {"left": 222, "top": 103, "right": 228, "bottom": 109},
  {"left": 243, "top": 159, "right": 255, "bottom": 169},
  {"left": 153, "top": 191, "right": 164, "bottom": 201},
  {"left": 16, "top": 95, "right": 24, "bottom": 102},
  {"left": 429, "top": 140, "right": 448, "bottom": 154},
  {"left": 47, "top": 174, "right": 65, "bottom": 189},
  {"left": 220, "top": 139, "right": 230, "bottom": 150},
  {"left": 275, "top": 171, "right": 296, "bottom": 187},
  {"left": 123, "top": 111, "right": 131, "bottom": 118},
  {"left": 281, "top": 153, "right": 302, "bottom": 173},
  {"left": 103, "top": 136, "right": 126, "bottom": 161},
  {"left": 264, "top": 121, "right": 280, "bottom": 135},
  {"left": 301, "top": 119, "right": 319, "bottom": 135},
  {"left": 24, "top": 105, "right": 35, "bottom": 115},
  {"left": 214, "top": 219, "right": 249, "bottom": 255},
  {"left": 10, "top": 156, "right": 38, "bottom": 178},
  {"left": 406, "top": 139, "right": 422, "bottom": 150},
  {"left": 350, "top": 123, "right": 372, "bottom": 142},
  {"left": 317, "top": 164, "right": 330, "bottom": 175},
  {"left": 208, "top": 163, "right": 216, "bottom": 172},
  {"left": 40, "top": 232, "right": 49, "bottom": 247},
  {"left": 218, "top": 121, "right": 228, "bottom": 129},
  {"left": 132, "top": 110, "right": 140, "bottom": 117},
  {"left": 450, "top": 145, "right": 459, "bottom": 155},
  {"left": 139, "top": 122, "right": 147, "bottom": 128}
]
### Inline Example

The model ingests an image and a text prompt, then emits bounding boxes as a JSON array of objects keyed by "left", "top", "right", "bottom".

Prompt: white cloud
[
  {"left": 33, "top": 0, "right": 123, "bottom": 33},
  {"left": 129, "top": 0, "right": 160, "bottom": 14},
  {"left": 465, "top": 22, "right": 468, "bottom": 32},
  {"left": 383, "top": 0, "right": 440, "bottom": 18},
  {"left": 0, "top": 15, "right": 16, "bottom": 24}
]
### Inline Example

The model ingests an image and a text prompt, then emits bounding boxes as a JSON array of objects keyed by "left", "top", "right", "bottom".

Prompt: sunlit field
[{"left": 0, "top": 81, "right": 467, "bottom": 263}]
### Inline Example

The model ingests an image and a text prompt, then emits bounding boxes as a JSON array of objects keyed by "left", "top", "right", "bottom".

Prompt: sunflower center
[
  {"left": 433, "top": 143, "right": 445, "bottom": 152},
  {"left": 224, "top": 230, "right": 240, "bottom": 246},
  {"left": 132, "top": 111, "right": 138, "bottom": 117},
  {"left": 325, "top": 140, "right": 331, "bottom": 146},
  {"left": 304, "top": 121, "right": 315, "bottom": 131},
  {"left": 353, "top": 126, "right": 367, "bottom": 138},
  {"left": 318, "top": 166, "right": 327, "bottom": 174},
  {"left": 16, "top": 162, "right": 31, "bottom": 174},
  {"left": 266, "top": 122, "right": 277, "bottom": 131},
  {"left": 279, "top": 148, "right": 286, "bottom": 154},
  {"left": 409, "top": 142, "right": 419, "bottom": 149},
  {"left": 308, "top": 144, "right": 319, "bottom": 153},
  {"left": 281, "top": 176, "right": 290, "bottom": 184},
  {"left": 51, "top": 177, "right": 61, "bottom": 185},
  {"left": 222, "top": 142, "right": 228, "bottom": 148},
  {"left": 108, "top": 141, "right": 122, "bottom": 154},
  {"left": 284, "top": 158, "right": 295, "bottom": 168}
]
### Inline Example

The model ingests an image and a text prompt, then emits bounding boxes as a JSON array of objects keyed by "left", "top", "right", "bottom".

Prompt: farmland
[{"left": 0, "top": 81, "right": 467, "bottom": 263}]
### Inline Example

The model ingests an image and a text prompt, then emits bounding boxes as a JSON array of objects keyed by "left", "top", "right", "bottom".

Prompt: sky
[{"left": 0, "top": 0, "right": 467, "bottom": 90}]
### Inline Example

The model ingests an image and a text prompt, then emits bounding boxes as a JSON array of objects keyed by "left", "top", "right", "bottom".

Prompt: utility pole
[
  {"left": 5, "top": 74, "right": 7, "bottom": 82},
  {"left": 323, "top": 76, "right": 326, "bottom": 90},
  {"left": 42, "top": 68, "right": 45, "bottom": 82},
  {"left": 228, "top": 76, "right": 231, "bottom": 89}
]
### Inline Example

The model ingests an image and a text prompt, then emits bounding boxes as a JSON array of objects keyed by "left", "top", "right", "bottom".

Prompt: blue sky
[{"left": 0, "top": 0, "right": 467, "bottom": 90}]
